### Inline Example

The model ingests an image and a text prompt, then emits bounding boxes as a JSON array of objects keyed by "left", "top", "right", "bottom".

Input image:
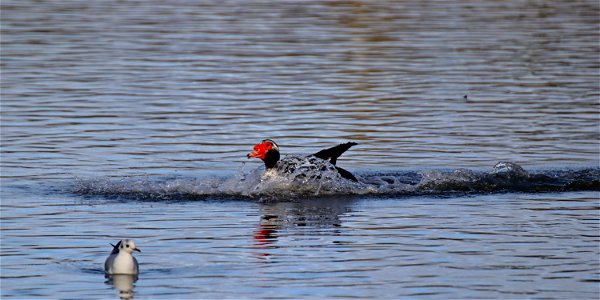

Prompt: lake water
[{"left": 1, "top": 0, "right": 599, "bottom": 299}]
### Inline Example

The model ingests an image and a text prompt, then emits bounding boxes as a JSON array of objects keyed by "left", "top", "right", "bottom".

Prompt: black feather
[
  {"left": 313, "top": 142, "right": 357, "bottom": 165},
  {"left": 110, "top": 240, "right": 121, "bottom": 254},
  {"left": 336, "top": 166, "right": 358, "bottom": 182},
  {"left": 263, "top": 149, "right": 280, "bottom": 169}
]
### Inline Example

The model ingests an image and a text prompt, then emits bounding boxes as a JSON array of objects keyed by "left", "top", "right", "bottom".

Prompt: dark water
[{"left": 1, "top": 0, "right": 599, "bottom": 299}]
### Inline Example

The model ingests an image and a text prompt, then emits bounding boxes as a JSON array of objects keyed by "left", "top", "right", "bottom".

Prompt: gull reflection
[{"left": 105, "top": 274, "right": 138, "bottom": 300}]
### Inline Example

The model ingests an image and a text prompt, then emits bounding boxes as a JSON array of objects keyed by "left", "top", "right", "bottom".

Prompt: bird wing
[
  {"left": 110, "top": 241, "right": 121, "bottom": 255},
  {"left": 104, "top": 253, "right": 116, "bottom": 273},
  {"left": 312, "top": 142, "right": 357, "bottom": 165},
  {"left": 335, "top": 166, "right": 358, "bottom": 182},
  {"left": 133, "top": 256, "right": 139, "bottom": 274}
]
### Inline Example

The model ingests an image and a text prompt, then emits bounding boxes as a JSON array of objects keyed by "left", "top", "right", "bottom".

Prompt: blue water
[{"left": 1, "top": 0, "right": 599, "bottom": 299}]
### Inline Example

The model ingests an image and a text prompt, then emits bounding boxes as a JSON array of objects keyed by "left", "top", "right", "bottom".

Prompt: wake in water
[{"left": 73, "top": 162, "right": 599, "bottom": 201}]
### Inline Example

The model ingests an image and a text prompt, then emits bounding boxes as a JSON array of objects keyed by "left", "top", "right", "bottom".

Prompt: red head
[
  {"left": 247, "top": 139, "right": 279, "bottom": 160},
  {"left": 247, "top": 139, "right": 280, "bottom": 168}
]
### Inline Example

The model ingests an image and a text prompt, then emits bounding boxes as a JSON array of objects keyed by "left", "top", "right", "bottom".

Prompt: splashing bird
[{"left": 247, "top": 139, "right": 358, "bottom": 182}]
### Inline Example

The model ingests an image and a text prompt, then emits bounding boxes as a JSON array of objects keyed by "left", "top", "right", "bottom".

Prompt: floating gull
[{"left": 104, "top": 239, "right": 140, "bottom": 275}]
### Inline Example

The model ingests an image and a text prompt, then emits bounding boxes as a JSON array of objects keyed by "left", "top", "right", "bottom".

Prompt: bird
[
  {"left": 104, "top": 239, "right": 141, "bottom": 275},
  {"left": 247, "top": 139, "right": 358, "bottom": 181}
]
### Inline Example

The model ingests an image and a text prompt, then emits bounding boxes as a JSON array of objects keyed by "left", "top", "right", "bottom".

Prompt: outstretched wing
[{"left": 313, "top": 142, "right": 357, "bottom": 165}]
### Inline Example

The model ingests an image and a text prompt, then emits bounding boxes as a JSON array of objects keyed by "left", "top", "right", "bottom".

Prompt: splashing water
[{"left": 73, "top": 161, "right": 599, "bottom": 201}]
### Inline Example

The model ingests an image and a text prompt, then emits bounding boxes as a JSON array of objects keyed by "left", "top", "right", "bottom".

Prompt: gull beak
[{"left": 134, "top": 247, "right": 141, "bottom": 252}]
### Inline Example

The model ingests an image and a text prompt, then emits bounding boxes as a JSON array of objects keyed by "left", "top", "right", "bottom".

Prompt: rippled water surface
[{"left": 1, "top": 0, "right": 599, "bottom": 299}]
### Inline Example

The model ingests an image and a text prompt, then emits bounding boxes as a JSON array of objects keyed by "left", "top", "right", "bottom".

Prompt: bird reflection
[
  {"left": 252, "top": 198, "right": 354, "bottom": 259},
  {"left": 105, "top": 274, "right": 138, "bottom": 300},
  {"left": 253, "top": 222, "right": 279, "bottom": 258}
]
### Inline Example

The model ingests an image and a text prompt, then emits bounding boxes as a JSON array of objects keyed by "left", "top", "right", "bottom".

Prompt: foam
[{"left": 73, "top": 162, "right": 599, "bottom": 201}]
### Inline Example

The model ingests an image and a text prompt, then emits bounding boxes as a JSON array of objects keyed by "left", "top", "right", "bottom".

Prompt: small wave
[{"left": 73, "top": 162, "right": 600, "bottom": 201}]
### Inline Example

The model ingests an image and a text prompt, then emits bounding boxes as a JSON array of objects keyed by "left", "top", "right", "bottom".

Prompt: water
[{"left": 1, "top": 0, "right": 599, "bottom": 299}]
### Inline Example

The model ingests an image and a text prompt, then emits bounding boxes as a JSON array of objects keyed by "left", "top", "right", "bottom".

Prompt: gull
[{"left": 104, "top": 239, "right": 140, "bottom": 275}]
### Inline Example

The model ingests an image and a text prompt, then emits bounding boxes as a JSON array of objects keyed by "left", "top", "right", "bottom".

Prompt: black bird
[{"left": 247, "top": 139, "right": 358, "bottom": 181}]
